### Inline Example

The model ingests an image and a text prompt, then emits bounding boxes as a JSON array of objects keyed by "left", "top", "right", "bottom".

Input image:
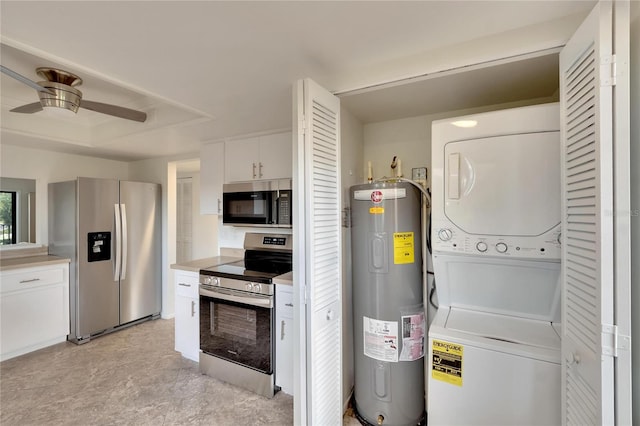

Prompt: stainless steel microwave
[{"left": 222, "top": 179, "right": 292, "bottom": 228}]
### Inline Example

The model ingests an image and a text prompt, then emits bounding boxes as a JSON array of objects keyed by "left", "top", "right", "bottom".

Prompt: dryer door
[{"left": 444, "top": 131, "right": 560, "bottom": 237}]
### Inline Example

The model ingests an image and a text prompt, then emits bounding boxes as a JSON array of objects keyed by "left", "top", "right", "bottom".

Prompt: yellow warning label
[
  {"left": 431, "top": 340, "right": 463, "bottom": 386},
  {"left": 393, "top": 232, "right": 414, "bottom": 264},
  {"left": 369, "top": 207, "right": 385, "bottom": 214}
]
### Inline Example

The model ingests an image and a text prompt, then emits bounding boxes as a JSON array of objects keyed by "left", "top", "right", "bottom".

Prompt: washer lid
[
  {"left": 444, "top": 307, "right": 561, "bottom": 351},
  {"left": 432, "top": 254, "right": 561, "bottom": 322}
]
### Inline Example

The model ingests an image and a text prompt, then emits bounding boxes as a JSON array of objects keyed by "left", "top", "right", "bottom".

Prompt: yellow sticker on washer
[
  {"left": 431, "top": 340, "right": 463, "bottom": 386},
  {"left": 393, "top": 232, "right": 414, "bottom": 264},
  {"left": 369, "top": 207, "right": 385, "bottom": 214}
]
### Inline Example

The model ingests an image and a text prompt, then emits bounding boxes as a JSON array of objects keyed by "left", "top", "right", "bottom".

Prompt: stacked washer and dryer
[{"left": 428, "top": 103, "right": 563, "bottom": 425}]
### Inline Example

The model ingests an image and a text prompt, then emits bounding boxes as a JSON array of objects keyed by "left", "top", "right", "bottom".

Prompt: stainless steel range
[{"left": 199, "top": 233, "right": 292, "bottom": 398}]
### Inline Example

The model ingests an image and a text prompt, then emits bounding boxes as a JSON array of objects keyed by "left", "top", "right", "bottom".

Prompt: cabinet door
[
  {"left": 200, "top": 142, "right": 225, "bottom": 214},
  {"left": 276, "top": 314, "right": 294, "bottom": 394},
  {"left": 276, "top": 284, "right": 294, "bottom": 394},
  {"left": 259, "top": 132, "right": 292, "bottom": 180},
  {"left": 0, "top": 264, "right": 69, "bottom": 361},
  {"left": 175, "top": 295, "right": 199, "bottom": 362},
  {"left": 225, "top": 137, "right": 260, "bottom": 182},
  {"left": 174, "top": 270, "right": 200, "bottom": 361}
]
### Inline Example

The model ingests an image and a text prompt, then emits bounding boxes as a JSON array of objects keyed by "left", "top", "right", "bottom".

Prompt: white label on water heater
[
  {"left": 354, "top": 188, "right": 406, "bottom": 201},
  {"left": 363, "top": 316, "right": 399, "bottom": 362},
  {"left": 399, "top": 312, "right": 425, "bottom": 361}
]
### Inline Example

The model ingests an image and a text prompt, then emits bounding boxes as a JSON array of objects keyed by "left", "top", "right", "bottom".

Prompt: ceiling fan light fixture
[
  {"left": 37, "top": 81, "right": 82, "bottom": 113},
  {"left": 3, "top": 65, "right": 147, "bottom": 122},
  {"left": 42, "top": 105, "right": 77, "bottom": 118}
]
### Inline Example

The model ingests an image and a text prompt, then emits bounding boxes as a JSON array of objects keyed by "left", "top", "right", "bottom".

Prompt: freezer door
[
  {"left": 77, "top": 177, "right": 120, "bottom": 337},
  {"left": 119, "top": 181, "right": 161, "bottom": 323}
]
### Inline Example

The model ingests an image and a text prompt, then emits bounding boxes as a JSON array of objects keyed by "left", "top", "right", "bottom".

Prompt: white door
[
  {"left": 293, "top": 78, "right": 342, "bottom": 425},
  {"left": 559, "top": 1, "right": 631, "bottom": 425}
]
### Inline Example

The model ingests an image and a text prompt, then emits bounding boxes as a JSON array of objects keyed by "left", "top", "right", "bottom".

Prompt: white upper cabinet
[
  {"left": 200, "top": 142, "right": 225, "bottom": 215},
  {"left": 258, "top": 132, "right": 293, "bottom": 180},
  {"left": 225, "top": 132, "right": 292, "bottom": 182}
]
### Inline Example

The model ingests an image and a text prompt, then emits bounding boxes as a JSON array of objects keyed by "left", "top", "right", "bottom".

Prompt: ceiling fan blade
[
  {"left": 1, "top": 65, "right": 55, "bottom": 95},
  {"left": 10, "top": 102, "right": 44, "bottom": 113},
  {"left": 80, "top": 99, "right": 147, "bottom": 122}
]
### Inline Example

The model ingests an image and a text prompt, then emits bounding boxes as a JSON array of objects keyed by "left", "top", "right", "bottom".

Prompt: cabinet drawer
[
  {"left": 276, "top": 285, "right": 294, "bottom": 317},
  {"left": 1, "top": 266, "right": 65, "bottom": 293},
  {"left": 175, "top": 271, "right": 199, "bottom": 298}
]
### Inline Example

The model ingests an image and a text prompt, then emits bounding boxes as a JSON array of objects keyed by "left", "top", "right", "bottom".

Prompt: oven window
[{"left": 200, "top": 295, "right": 273, "bottom": 373}]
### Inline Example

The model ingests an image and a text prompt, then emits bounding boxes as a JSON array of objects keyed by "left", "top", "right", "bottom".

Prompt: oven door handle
[{"left": 200, "top": 286, "right": 273, "bottom": 309}]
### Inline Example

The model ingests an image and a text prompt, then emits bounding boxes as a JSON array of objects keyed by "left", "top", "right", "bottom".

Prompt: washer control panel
[{"left": 432, "top": 221, "right": 561, "bottom": 260}]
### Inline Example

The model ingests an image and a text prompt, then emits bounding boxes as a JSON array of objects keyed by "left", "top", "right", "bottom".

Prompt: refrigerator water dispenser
[{"left": 87, "top": 232, "right": 111, "bottom": 262}]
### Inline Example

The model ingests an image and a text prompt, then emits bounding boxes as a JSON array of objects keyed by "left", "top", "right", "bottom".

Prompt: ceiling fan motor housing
[{"left": 37, "top": 81, "right": 82, "bottom": 113}]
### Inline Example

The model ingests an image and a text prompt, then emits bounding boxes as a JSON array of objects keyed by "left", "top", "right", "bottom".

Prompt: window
[{"left": 0, "top": 191, "right": 17, "bottom": 245}]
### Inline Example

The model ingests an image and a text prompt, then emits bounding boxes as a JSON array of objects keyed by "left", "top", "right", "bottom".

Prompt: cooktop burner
[
  {"left": 200, "top": 233, "right": 293, "bottom": 284},
  {"left": 200, "top": 261, "right": 285, "bottom": 284}
]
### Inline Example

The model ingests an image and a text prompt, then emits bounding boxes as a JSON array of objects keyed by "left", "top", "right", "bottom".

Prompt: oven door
[{"left": 199, "top": 286, "right": 274, "bottom": 373}]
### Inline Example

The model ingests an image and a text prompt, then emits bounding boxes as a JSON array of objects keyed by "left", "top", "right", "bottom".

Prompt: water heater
[{"left": 350, "top": 181, "right": 425, "bottom": 425}]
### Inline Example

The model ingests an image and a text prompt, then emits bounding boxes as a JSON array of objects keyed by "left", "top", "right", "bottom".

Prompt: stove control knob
[
  {"left": 253, "top": 283, "right": 262, "bottom": 293},
  {"left": 246, "top": 282, "right": 253, "bottom": 291},
  {"left": 202, "top": 276, "right": 212, "bottom": 285},
  {"left": 212, "top": 277, "right": 220, "bottom": 286}
]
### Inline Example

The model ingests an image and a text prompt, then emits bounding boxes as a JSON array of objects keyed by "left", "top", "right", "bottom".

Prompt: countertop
[
  {"left": 0, "top": 255, "right": 71, "bottom": 272},
  {"left": 170, "top": 256, "right": 241, "bottom": 273},
  {"left": 273, "top": 271, "right": 293, "bottom": 286}
]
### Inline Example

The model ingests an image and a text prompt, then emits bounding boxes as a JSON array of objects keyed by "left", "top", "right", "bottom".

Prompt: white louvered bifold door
[
  {"left": 559, "top": 1, "right": 631, "bottom": 424},
  {"left": 293, "top": 78, "right": 342, "bottom": 425}
]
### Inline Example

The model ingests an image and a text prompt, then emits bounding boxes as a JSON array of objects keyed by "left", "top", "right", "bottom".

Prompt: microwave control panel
[{"left": 278, "top": 191, "right": 291, "bottom": 225}]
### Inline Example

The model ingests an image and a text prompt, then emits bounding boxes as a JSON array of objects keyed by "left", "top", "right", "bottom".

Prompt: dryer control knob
[
  {"left": 476, "top": 242, "right": 488, "bottom": 252},
  {"left": 438, "top": 229, "right": 453, "bottom": 241},
  {"left": 495, "top": 242, "right": 508, "bottom": 253}
]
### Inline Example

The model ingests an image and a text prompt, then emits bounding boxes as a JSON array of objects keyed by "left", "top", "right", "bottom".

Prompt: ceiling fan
[{"left": 1, "top": 65, "right": 147, "bottom": 122}]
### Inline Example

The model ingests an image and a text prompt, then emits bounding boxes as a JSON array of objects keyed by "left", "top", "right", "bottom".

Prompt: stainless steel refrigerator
[{"left": 48, "top": 177, "right": 161, "bottom": 343}]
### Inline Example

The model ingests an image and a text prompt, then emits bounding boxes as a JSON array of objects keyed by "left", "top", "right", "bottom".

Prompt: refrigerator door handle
[
  {"left": 121, "top": 203, "right": 128, "bottom": 280},
  {"left": 114, "top": 203, "right": 122, "bottom": 281}
]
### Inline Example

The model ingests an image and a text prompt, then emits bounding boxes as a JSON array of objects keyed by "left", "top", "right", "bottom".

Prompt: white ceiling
[{"left": 0, "top": 1, "right": 596, "bottom": 162}]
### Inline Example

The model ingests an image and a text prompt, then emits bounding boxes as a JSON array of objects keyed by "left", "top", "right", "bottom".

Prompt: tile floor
[{"left": 0, "top": 318, "right": 294, "bottom": 425}]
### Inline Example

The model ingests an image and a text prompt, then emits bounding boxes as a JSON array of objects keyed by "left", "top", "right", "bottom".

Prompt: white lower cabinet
[
  {"left": 0, "top": 262, "right": 70, "bottom": 361},
  {"left": 275, "top": 284, "right": 293, "bottom": 394},
  {"left": 174, "top": 270, "right": 200, "bottom": 362}
]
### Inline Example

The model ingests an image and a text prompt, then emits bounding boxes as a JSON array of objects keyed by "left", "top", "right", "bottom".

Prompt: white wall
[
  {"left": 177, "top": 171, "right": 219, "bottom": 260},
  {"left": 340, "top": 105, "right": 364, "bottom": 408},
  {"left": 629, "top": 1, "right": 639, "bottom": 420},
  {"left": 363, "top": 115, "right": 431, "bottom": 184},
  {"left": 0, "top": 144, "right": 130, "bottom": 244}
]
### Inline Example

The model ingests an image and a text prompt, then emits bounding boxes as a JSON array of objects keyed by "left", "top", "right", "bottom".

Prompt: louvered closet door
[
  {"left": 560, "top": 2, "right": 616, "bottom": 424},
  {"left": 293, "top": 78, "right": 342, "bottom": 425}
]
